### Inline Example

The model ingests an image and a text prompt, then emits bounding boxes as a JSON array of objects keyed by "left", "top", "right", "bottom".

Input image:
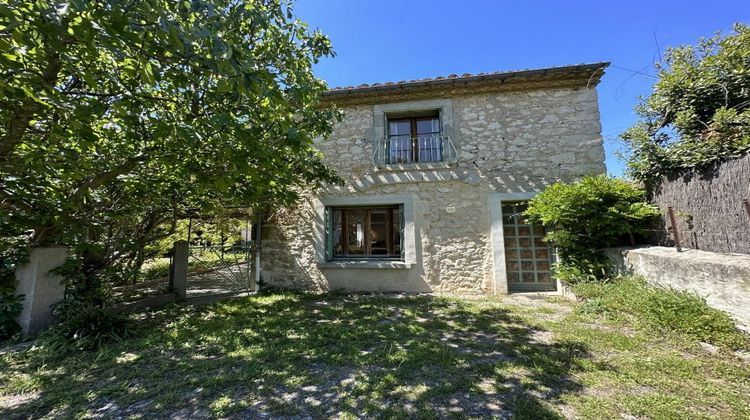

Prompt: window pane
[
  {"left": 346, "top": 209, "right": 366, "bottom": 255},
  {"left": 393, "top": 207, "right": 401, "bottom": 256},
  {"left": 388, "top": 120, "right": 411, "bottom": 136},
  {"left": 332, "top": 209, "right": 344, "bottom": 256},
  {"left": 416, "top": 117, "right": 440, "bottom": 134},
  {"left": 417, "top": 135, "right": 442, "bottom": 162},
  {"left": 370, "top": 224, "right": 388, "bottom": 255},
  {"left": 333, "top": 209, "right": 342, "bottom": 224},
  {"left": 388, "top": 135, "right": 412, "bottom": 164},
  {"left": 329, "top": 206, "right": 402, "bottom": 260},
  {"left": 370, "top": 209, "right": 386, "bottom": 223}
]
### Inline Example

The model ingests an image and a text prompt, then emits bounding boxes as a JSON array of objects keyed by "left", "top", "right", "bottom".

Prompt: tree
[
  {"left": 622, "top": 24, "right": 750, "bottom": 186},
  {"left": 0, "top": 0, "right": 340, "bottom": 301}
]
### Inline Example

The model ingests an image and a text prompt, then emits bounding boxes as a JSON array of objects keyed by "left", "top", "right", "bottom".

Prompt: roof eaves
[{"left": 322, "top": 62, "right": 610, "bottom": 100}]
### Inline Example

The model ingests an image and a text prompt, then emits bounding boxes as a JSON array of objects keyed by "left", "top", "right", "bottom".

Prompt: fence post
[
  {"left": 253, "top": 211, "right": 262, "bottom": 292},
  {"left": 172, "top": 240, "right": 189, "bottom": 301},
  {"left": 15, "top": 246, "right": 68, "bottom": 337}
]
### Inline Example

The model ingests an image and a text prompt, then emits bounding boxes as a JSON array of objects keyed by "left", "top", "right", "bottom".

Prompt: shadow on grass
[{"left": 1, "top": 292, "right": 604, "bottom": 418}]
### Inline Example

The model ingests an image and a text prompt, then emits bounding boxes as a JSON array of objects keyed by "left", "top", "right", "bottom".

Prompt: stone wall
[
  {"left": 15, "top": 247, "right": 68, "bottom": 337},
  {"left": 261, "top": 85, "right": 605, "bottom": 294},
  {"left": 606, "top": 246, "right": 750, "bottom": 330}
]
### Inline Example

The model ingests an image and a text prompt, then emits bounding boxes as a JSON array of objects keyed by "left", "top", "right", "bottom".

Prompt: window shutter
[
  {"left": 399, "top": 204, "right": 405, "bottom": 261},
  {"left": 324, "top": 207, "right": 333, "bottom": 261}
]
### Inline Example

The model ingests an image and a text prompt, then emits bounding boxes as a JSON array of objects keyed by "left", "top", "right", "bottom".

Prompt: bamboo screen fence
[{"left": 650, "top": 153, "right": 750, "bottom": 254}]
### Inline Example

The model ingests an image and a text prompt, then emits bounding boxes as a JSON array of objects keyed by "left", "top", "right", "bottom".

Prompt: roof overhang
[{"left": 322, "top": 62, "right": 609, "bottom": 106}]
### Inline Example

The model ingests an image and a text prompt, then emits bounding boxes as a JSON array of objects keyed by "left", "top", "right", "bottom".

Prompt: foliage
[
  {"left": 36, "top": 256, "right": 131, "bottom": 351},
  {"left": 140, "top": 258, "right": 172, "bottom": 282},
  {"left": 148, "top": 214, "right": 249, "bottom": 257},
  {"left": 575, "top": 277, "right": 748, "bottom": 349},
  {"left": 0, "top": 1, "right": 341, "bottom": 303},
  {"left": 524, "top": 175, "right": 660, "bottom": 283},
  {"left": 40, "top": 301, "right": 133, "bottom": 352},
  {"left": 0, "top": 293, "right": 22, "bottom": 340},
  {"left": 0, "top": 236, "right": 29, "bottom": 341},
  {"left": 622, "top": 24, "right": 750, "bottom": 185},
  {"left": 53, "top": 255, "right": 111, "bottom": 306}
]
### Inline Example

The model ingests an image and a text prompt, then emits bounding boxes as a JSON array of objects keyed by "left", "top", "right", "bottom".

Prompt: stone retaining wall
[{"left": 606, "top": 246, "right": 750, "bottom": 330}]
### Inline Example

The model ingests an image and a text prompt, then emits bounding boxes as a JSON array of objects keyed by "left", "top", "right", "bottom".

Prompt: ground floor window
[{"left": 326, "top": 205, "right": 403, "bottom": 260}]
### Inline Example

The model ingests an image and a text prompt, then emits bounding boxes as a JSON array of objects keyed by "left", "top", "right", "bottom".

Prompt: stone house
[{"left": 260, "top": 63, "right": 608, "bottom": 294}]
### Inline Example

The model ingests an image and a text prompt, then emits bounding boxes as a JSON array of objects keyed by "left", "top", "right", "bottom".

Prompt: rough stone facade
[{"left": 260, "top": 64, "right": 607, "bottom": 294}]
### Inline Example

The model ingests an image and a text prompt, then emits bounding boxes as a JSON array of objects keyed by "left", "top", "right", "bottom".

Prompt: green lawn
[{"left": 1, "top": 290, "right": 748, "bottom": 418}]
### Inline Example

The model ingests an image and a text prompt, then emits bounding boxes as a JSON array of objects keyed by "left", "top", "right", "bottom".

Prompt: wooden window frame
[
  {"left": 329, "top": 206, "right": 402, "bottom": 260},
  {"left": 387, "top": 114, "right": 441, "bottom": 164}
]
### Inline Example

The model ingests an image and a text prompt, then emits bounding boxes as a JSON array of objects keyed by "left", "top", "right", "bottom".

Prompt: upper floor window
[{"left": 387, "top": 114, "right": 442, "bottom": 164}]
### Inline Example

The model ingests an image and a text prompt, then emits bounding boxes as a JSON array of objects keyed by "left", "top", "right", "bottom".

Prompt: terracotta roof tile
[{"left": 325, "top": 62, "right": 610, "bottom": 96}]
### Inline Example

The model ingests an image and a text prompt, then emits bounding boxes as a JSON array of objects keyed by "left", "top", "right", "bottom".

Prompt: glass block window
[{"left": 501, "top": 202, "right": 556, "bottom": 291}]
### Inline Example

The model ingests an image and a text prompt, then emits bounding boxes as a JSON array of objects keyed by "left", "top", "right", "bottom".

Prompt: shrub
[
  {"left": 575, "top": 277, "right": 748, "bottom": 349},
  {"left": 524, "top": 175, "right": 659, "bottom": 283},
  {"left": 0, "top": 239, "right": 29, "bottom": 341},
  {"left": 0, "top": 291, "right": 23, "bottom": 340},
  {"left": 41, "top": 301, "right": 133, "bottom": 352},
  {"left": 141, "top": 258, "right": 171, "bottom": 282}
]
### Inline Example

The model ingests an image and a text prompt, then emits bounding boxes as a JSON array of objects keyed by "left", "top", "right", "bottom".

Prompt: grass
[
  {"left": 1, "top": 280, "right": 748, "bottom": 418},
  {"left": 574, "top": 276, "right": 747, "bottom": 349},
  {"left": 141, "top": 250, "right": 248, "bottom": 283}
]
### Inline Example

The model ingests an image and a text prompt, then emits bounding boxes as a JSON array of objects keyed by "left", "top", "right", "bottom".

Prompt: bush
[
  {"left": 41, "top": 302, "right": 133, "bottom": 352},
  {"left": 0, "top": 239, "right": 29, "bottom": 341},
  {"left": 141, "top": 258, "right": 171, "bottom": 282},
  {"left": 575, "top": 277, "right": 748, "bottom": 349},
  {"left": 0, "top": 291, "right": 23, "bottom": 340},
  {"left": 524, "top": 175, "right": 659, "bottom": 283}
]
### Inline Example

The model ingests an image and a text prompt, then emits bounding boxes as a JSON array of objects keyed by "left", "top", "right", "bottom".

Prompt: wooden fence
[{"left": 650, "top": 154, "right": 750, "bottom": 254}]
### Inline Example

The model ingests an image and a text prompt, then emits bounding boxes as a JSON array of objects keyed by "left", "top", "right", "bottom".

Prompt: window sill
[
  {"left": 317, "top": 261, "right": 412, "bottom": 269},
  {"left": 373, "top": 162, "right": 457, "bottom": 172}
]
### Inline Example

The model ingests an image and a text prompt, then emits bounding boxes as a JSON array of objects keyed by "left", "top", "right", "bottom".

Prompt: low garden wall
[{"left": 605, "top": 246, "right": 750, "bottom": 330}]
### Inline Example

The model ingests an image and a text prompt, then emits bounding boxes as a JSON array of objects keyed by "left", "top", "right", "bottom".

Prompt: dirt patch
[{"left": 0, "top": 393, "right": 40, "bottom": 411}]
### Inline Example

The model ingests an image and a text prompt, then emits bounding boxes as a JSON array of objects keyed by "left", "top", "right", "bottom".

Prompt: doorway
[{"left": 501, "top": 202, "right": 556, "bottom": 292}]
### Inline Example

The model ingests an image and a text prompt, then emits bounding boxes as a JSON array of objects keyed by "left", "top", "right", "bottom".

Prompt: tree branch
[
  {"left": 71, "top": 155, "right": 148, "bottom": 199},
  {"left": 0, "top": 41, "right": 63, "bottom": 161}
]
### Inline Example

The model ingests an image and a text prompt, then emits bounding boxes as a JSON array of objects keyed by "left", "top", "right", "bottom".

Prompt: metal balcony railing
[{"left": 372, "top": 135, "right": 458, "bottom": 166}]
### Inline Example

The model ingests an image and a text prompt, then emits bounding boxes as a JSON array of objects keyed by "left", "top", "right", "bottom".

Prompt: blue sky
[{"left": 295, "top": 0, "right": 749, "bottom": 177}]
